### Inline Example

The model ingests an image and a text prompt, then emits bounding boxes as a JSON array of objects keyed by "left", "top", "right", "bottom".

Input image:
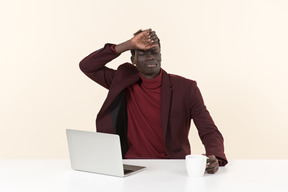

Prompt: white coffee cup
[{"left": 185, "top": 155, "right": 208, "bottom": 177}]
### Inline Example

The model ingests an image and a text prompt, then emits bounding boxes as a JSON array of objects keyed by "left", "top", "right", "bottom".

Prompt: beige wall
[{"left": 1, "top": 0, "right": 287, "bottom": 159}]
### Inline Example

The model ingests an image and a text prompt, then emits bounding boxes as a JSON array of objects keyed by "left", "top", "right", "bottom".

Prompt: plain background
[{"left": 1, "top": 0, "right": 287, "bottom": 159}]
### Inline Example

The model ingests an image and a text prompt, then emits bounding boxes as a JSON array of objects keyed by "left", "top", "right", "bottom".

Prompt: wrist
[{"left": 114, "top": 40, "right": 135, "bottom": 53}]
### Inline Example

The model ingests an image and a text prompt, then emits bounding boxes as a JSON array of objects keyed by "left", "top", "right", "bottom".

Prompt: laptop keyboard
[{"left": 124, "top": 169, "right": 134, "bottom": 175}]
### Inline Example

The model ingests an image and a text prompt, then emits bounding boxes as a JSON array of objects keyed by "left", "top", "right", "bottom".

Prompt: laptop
[{"left": 66, "top": 129, "right": 146, "bottom": 177}]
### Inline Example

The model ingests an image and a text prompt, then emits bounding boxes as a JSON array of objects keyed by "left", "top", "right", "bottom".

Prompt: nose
[{"left": 146, "top": 54, "right": 153, "bottom": 60}]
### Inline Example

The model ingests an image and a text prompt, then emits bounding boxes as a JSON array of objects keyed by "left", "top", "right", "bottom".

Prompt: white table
[{"left": 0, "top": 159, "right": 287, "bottom": 192}]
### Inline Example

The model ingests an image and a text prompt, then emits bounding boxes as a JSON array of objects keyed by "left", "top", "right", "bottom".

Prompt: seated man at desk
[{"left": 79, "top": 28, "right": 228, "bottom": 174}]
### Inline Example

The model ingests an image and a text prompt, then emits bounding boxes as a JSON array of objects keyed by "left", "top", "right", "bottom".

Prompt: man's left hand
[{"left": 206, "top": 155, "right": 219, "bottom": 174}]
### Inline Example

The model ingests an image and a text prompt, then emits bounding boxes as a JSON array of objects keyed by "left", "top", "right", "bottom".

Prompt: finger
[
  {"left": 148, "top": 37, "right": 159, "bottom": 46},
  {"left": 207, "top": 160, "right": 218, "bottom": 169},
  {"left": 149, "top": 32, "right": 158, "bottom": 39},
  {"left": 150, "top": 44, "right": 159, "bottom": 48},
  {"left": 147, "top": 30, "right": 158, "bottom": 41},
  {"left": 144, "top": 44, "right": 158, "bottom": 50},
  {"left": 207, "top": 160, "right": 218, "bottom": 171},
  {"left": 206, "top": 166, "right": 219, "bottom": 174},
  {"left": 143, "top": 29, "right": 152, "bottom": 36},
  {"left": 144, "top": 39, "right": 156, "bottom": 46},
  {"left": 139, "top": 37, "right": 154, "bottom": 48},
  {"left": 208, "top": 155, "right": 217, "bottom": 161},
  {"left": 207, "top": 155, "right": 216, "bottom": 161},
  {"left": 140, "top": 42, "right": 158, "bottom": 50},
  {"left": 207, "top": 155, "right": 218, "bottom": 165},
  {"left": 140, "top": 30, "right": 151, "bottom": 40},
  {"left": 145, "top": 28, "right": 152, "bottom": 33},
  {"left": 150, "top": 36, "right": 159, "bottom": 43},
  {"left": 206, "top": 158, "right": 219, "bottom": 174},
  {"left": 149, "top": 31, "right": 156, "bottom": 36},
  {"left": 206, "top": 155, "right": 217, "bottom": 166}
]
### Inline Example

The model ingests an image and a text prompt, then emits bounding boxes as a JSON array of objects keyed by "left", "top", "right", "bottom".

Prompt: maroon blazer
[{"left": 80, "top": 44, "right": 227, "bottom": 165}]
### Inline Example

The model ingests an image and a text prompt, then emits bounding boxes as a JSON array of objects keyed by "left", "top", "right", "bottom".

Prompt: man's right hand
[
  {"left": 130, "top": 29, "right": 159, "bottom": 50},
  {"left": 114, "top": 29, "right": 159, "bottom": 53}
]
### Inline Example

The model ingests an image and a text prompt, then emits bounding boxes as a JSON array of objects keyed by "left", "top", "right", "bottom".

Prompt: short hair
[{"left": 130, "top": 29, "right": 161, "bottom": 56}]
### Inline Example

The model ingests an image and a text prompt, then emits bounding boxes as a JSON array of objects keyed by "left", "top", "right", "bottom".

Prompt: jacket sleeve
[
  {"left": 79, "top": 43, "right": 121, "bottom": 89},
  {"left": 189, "top": 82, "right": 228, "bottom": 166}
]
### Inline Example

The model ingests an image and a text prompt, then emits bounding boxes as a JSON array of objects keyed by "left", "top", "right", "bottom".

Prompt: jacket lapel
[
  {"left": 161, "top": 70, "right": 172, "bottom": 143},
  {"left": 98, "top": 64, "right": 140, "bottom": 116}
]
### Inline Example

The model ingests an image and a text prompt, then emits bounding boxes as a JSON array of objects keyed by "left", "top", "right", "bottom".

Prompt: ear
[{"left": 130, "top": 56, "right": 135, "bottom": 64}]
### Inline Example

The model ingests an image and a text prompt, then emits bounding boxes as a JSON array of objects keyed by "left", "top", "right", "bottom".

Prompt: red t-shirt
[{"left": 125, "top": 70, "right": 168, "bottom": 159}]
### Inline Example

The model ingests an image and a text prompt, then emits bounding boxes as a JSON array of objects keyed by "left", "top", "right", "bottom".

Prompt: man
[{"left": 79, "top": 29, "right": 227, "bottom": 174}]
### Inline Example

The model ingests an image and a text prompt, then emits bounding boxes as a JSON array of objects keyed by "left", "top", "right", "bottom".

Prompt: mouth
[
  {"left": 146, "top": 64, "right": 156, "bottom": 68},
  {"left": 144, "top": 62, "right": 157, "bottom": 68}
]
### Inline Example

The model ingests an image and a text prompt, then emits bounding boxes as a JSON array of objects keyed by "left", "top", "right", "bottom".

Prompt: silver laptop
[{"left": 66, "top": 129, "right": 145, "bottom": 177}]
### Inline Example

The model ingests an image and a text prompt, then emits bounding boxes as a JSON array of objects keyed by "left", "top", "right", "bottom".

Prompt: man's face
[{"left": 131, "top": 46, "right": 162, "bottom": 79}]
